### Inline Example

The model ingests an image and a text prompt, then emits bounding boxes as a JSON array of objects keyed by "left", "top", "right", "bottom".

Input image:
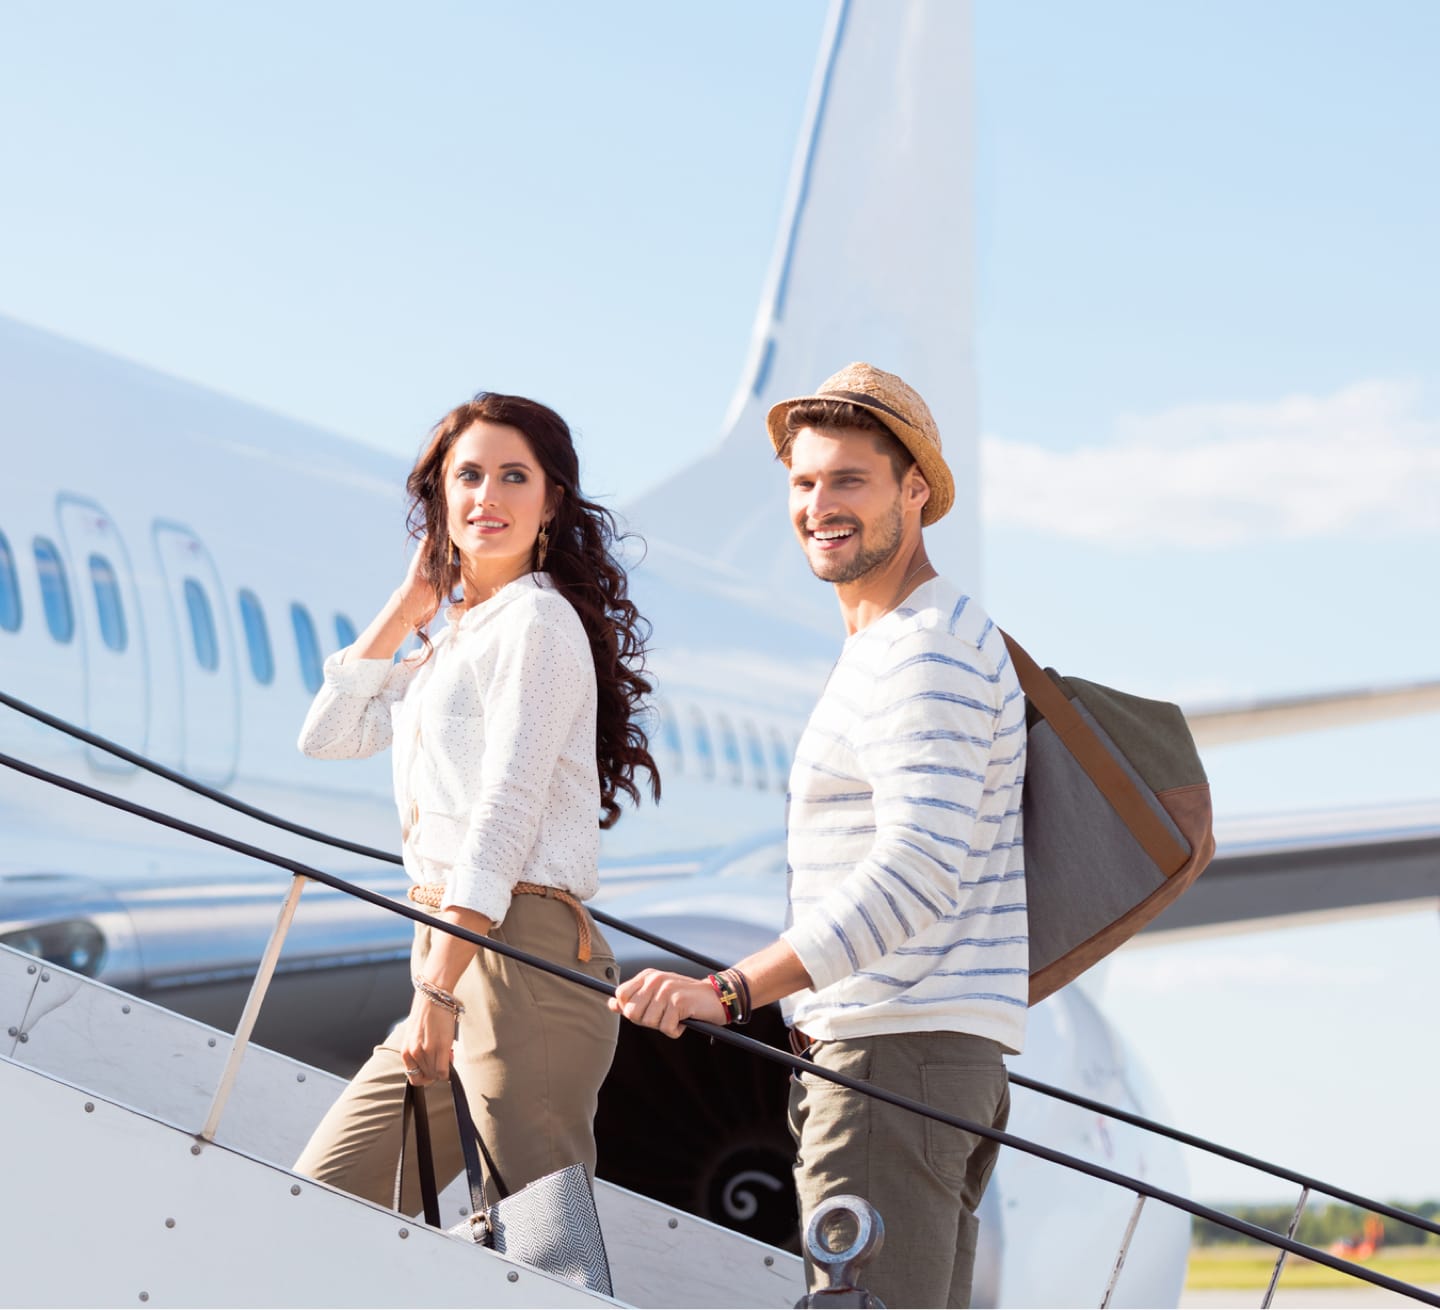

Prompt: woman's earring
[{"left": 536, "top": 522, "right": 550, "bottom": 570}]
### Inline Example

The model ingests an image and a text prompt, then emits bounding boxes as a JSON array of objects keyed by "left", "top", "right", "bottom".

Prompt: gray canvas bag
[{"left": 1002, "top": 633, "right": 1216, "bottom": 1003}]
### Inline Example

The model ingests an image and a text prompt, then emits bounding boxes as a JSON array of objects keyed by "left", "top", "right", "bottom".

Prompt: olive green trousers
[{"left": 788, "top": 1030, "right": 1010, "bottom": 1309}]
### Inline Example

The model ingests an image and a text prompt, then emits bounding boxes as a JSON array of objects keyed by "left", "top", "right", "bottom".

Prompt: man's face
[{"left": 786, "top": 425, "right": 907, "bottom": 584}]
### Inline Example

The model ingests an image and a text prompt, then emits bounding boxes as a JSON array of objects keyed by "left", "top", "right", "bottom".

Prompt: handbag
[
  {"left": 398, "top": 1070, "right": 614, "bottom": 1298},
  {"left": 1001, "top": 632, "right": 1216, "bottom": 1004}
]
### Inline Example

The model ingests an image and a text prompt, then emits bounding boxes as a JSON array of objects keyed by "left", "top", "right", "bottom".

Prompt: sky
[{"left": 1, "top": 1, "right": 1436, "bottom": 1209}]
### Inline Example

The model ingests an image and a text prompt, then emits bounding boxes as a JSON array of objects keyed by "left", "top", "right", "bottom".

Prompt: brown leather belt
[
  {"left": 788, "top": 1026, "right": 815, "bottom": 1058},
  {"left": 407, "top": 881, "right": 593, "bottom": 962}
]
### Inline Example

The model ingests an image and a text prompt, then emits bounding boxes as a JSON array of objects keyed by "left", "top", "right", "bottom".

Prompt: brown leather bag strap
[{"left": 1001, "top": 630, "right": 1189, "bottom": 875}]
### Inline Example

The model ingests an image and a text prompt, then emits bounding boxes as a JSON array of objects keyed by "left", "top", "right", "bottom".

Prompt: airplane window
[
  {"left": 183, "top": 578, "right": 219, "bottom": 672},
  {"left": 291, "top": 602, "right": 323, "bottom": 693},
  {"left": 655, "top": 698, "right": 682, "bottom": 768},
  {"left": 334, "top": 613, "right": 358, "bottom": 652},
  {"left": 0, "top": 531, "right": 20, "bottom": 633},
  {"left": 238, "top": 589, "right": 274, "bottom": 686},
  {"left": 32, "top": 537, "right": 74, "bottom": 644},
  {"left": 87, "top": 554, "right": 128, "bottom": 653},
  {"left": 743, "top": 720, "right": 768, "bottom": 790},
  {"left": 716, "top": 713, "right": 743, "bottom": 786},
  {"left": 769, "top": 728, "right": 791, "bottom": 792},
  {"left": 689, "top": 707, "right": 715, "bottom": 780}
]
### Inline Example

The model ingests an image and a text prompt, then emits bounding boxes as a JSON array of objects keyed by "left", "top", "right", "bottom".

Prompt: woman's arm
[
  {"left": 402, "top": 904, "right": 493, "bottom": 1085},
  {"left": 296, "top": 550, "right": 438, "bottom": 760}
]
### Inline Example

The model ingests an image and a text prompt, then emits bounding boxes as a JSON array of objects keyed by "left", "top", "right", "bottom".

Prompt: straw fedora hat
[{"left": 766, "top": 362, "right": 954, "bottom": 526}]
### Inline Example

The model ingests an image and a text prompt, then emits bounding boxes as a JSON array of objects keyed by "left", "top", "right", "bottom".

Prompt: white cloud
[{"left": 982, "top": 380, "right": 1440, "bottom": 546}]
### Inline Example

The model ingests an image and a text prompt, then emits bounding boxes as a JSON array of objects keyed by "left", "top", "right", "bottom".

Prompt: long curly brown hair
[{"left": 405, "top": 392, "right": 659, "bottom": 828}]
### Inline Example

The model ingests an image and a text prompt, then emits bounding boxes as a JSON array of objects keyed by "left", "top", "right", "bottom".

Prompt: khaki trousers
[
  {"left": 787, "top": 1031, "right": 1010, "bottom": 1310},
  {"left": 295, "top": 893, "right": 619, "bottom": 1216}
]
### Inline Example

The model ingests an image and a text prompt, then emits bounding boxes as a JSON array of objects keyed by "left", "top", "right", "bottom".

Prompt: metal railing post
[
  {"left": 1261, "top": 1185, "right": 1311, "bottom": 1309},
  {"left": 1100, "top": 1193, "right": 1147, "bottom": 1308},
  {"left": 196, "top": 875, "right": 308, "bottom": 1145}
]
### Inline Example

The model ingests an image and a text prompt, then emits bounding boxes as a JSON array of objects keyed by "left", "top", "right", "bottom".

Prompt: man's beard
[{"left": 806, "top": 499, "right": 903, "bottom": 584}]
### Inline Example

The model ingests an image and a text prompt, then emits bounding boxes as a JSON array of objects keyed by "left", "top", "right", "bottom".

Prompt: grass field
[{"left": 1187, "top": 1244, "right": 1440, "bottom": 1291}]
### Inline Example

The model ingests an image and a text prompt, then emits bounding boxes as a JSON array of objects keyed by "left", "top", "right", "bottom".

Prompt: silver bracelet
[{"left": 412, "top": 975, "right": 465, "bottom": 1018}]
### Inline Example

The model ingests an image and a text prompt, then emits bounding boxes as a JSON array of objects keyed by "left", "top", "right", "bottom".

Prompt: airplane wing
[
  {"left": 1186, "top": 681, "right": 1440, "bottom": 747},
  {"left": 1143, "top": 802, "right": 1440, "bottom": 938}
]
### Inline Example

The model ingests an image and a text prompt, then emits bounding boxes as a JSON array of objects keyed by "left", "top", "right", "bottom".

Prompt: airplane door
[
  {"left": 57, "top": 495, "right": 149, "bottom": 773},
  {"left": 152, "top": 520, "right": 239, "bottom": 787}
]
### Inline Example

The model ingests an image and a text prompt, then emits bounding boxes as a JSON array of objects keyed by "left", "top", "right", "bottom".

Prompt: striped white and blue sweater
[{"left": 780, "top": 577, "right": 1029, "bottom": 1053}]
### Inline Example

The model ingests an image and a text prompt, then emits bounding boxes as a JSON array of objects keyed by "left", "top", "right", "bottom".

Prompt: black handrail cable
[
  {"left": 1005, "top": 1070, "right": 1440, "bottom": 1239},
  {"left": 0, "top": 746, "right": 1435, "bottom": 1308},
  {"left": 0, "top": 688, "right": 720, "bottom": 973},
  {"left": 0, "top": 688, "right": 398, "bottom": 861},
  {"left": 5, "top": 692, "right": 1439, "bottom": 1244}
]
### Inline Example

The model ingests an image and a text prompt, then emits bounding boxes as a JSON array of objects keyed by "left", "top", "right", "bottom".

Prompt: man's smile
[{"left": 807, "top": 522, "right": 858, "bottom": 549}]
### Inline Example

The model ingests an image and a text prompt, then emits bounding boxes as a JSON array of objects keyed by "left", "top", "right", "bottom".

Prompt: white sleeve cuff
[
  {"left": 321, "top": 648, "right": 395, "bottom": 697},
  {"left": 442, "top": 870, "right": 514, "bottom": 927},
  {"left": 781, "top": 922, "right": 848, "bottom": 993}
]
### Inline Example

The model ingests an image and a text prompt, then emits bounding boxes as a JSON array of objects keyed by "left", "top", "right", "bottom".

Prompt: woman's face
[{"left": 443, "top": 420, "right": 552, "bottom": 585}]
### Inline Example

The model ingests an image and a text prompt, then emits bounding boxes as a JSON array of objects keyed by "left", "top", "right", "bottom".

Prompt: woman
[{"left": 294, "top": 391, "right": 658, "bottom": 1212}]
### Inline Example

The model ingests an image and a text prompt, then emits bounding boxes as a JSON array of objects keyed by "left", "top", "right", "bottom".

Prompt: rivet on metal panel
[
  {"left": 208, "top": 1038, "right": 216, "bottom": 1047},
  {"left": 291, "top": 1185, "right": 301, "bottom": 1196},
  {"left": 84, "top": 1103, "right": 94, "bottom": 1113},
  {"left": 26, "top": 964, "right": 35, "bottom": 975},
  {"left": 139, "top": 1295, "right": 149, "bottom": 1303},
  {"left": 190, "top": 1144, "right": 202, "bottom": 1156},
  {"left": 122, "top": 1005, "right": 131, "bottom": 1014},
  {"left": 40, "top": 971, "right": 50, "bottom": 982},
  {"left": 398, "top": 1228, "right": 409, "bottom": 1239},
  {"left": 764, "top": 1256, "right": 775, "bottom": 1267},
  {"left": 17, "top": 1033, "right": 27, "bottom": 1043},
  {"left": 668, "top": 1217, "right": 678, "bottom": 1229},
  {"left": 165, "top": 1219, "right": 176, "bottom": 1229},
  {"left": 507, "top": 1272, "right": 519, "bottom": 1283},
  {"left": 296, "top": 1073, "right": 306, "bottom": 1082},
  {"left": 6, "top": 1027, "right": 15, "bottom": 1037}
]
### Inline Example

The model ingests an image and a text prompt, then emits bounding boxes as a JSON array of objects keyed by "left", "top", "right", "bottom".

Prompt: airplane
[{"left": 2, "top": 2, "right": 1437, "bottom": 1305}]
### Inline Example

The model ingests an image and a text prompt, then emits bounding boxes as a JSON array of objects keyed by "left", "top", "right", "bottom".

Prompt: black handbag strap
[
  {"left": 447, "top": 1069, "right": 512, "bottom": 1200},
  {"left": 397, "top": 1070, "right": 513, "bottom": 1227},
  {"left": 397, "top": 1081, "right": 442, "bottom": 1226}
]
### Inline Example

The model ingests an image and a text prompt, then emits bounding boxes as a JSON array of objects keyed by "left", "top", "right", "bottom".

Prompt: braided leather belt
[{"left": 407, "top": 881, "right": 593, "bottom": 962}]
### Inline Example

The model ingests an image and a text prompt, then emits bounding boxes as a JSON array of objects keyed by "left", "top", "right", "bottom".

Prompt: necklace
[{"left": 885, "top": 557, "right": 935, "bottom": 615}]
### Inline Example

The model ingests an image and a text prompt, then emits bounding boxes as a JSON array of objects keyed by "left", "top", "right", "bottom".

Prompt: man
[{"left": 610, "top": 362, "right": 1027, "bottom": 1309}]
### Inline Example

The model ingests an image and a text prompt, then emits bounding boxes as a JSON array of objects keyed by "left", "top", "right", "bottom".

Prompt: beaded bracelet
[
  {"left": 413, "top": 975, "right": 466, "bottom": 1018},
  {"left": 706, "top": 969, "right": 753, "bottom": 1026},
  {"left": 730, "top": 968, "right": 753, "bottom": 1024}
]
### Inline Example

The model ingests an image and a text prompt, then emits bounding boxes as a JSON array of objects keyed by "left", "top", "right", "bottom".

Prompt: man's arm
[{"left": 607, "top": 939, "right": 814, "bottom": 1039}]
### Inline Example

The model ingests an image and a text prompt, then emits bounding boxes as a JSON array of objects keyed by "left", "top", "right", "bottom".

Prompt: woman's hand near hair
[{"left": 343, "top": 545, "right": 441, "bottom": 663}]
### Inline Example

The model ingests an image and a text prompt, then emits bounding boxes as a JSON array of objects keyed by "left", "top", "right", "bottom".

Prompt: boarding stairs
[
  {"left": 1, "top": 697, "right": 1438, "bottom": 1308},
  {"left": 0, "top": 942, "right": 803, "bottom": 1308}
]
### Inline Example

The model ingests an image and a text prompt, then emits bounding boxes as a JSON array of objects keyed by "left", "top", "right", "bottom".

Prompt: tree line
[{"left": 1192, "top": 1200, "right": 1440, "bottom": 1248}]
